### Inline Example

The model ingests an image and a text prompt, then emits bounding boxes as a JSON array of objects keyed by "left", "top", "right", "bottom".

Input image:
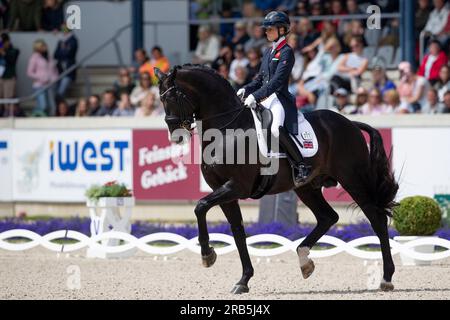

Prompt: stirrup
[{"left": 293, "top": 163, "right": 311, "bottom": 184}]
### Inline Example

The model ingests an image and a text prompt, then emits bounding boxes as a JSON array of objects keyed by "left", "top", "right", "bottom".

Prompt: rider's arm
[
  {"left": 251, "top": 48, "right": 294, "bottom": 102},
  {"left": 244, "top": 69, "right": 263, "bottom": 95}
]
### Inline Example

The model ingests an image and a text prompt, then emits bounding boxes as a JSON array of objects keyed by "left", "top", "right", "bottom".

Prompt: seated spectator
[
  {"left": 139, "top": 46, "right": 170, "bottom": 86},
  {"left": 231, "top": 21, "right": 250, "bottom": 49},
  {"left": 287, "top": 34, "right": 304, "bottom": 88},
  {"left": 416, "top": 0, "right": 432, "bottom": 36},
  {"left": 219, "top": 3, "right": 240, "bottom": 45},
  {"left": 330, "top": 0, "right": 347, "bottom": 34},
  {"left": 229, "top": 44, "right": 249, "bottom": 83},
  {"left": 333, "top": 36, "right": 368, "bottom": 93},
  {"left": 295, "top": 37, "right": 343, "bottom": 101},
  {"left": 330, "top": 88, "right": 357, "bottom": 115},
  {"left": 8, "top": 0, "right": 42, "bottom": 31},
  {"left": 384, "top": 89, "right": 408, "bottom": 114},
  {"left": 95, "top": 90, "right": 117, "bottom": 116},
  {"left": 295, "top": 18, "right": 320, "bottom": 51},
  {"left": 372, "top": 64, "right": 396, "bottom": 96},
  {"left": 310, "top": 3, "right": 325, "bottom": 32},
  {"left": 244, "top": 23, "right": 267, "bottom": 54},
  {"left": 211, "top": 44, "right": 234, "bottom": 71},
  {"left": 135, "top": 91, "right": 163, "bottom": 117},
  {"left": 245, "top": 47, "right": 262, "bottom": 82},
  {"left": 217, "top": 63, "right": 233, "bottom": 86},
  {"left": 422, "top": 87, "right": 446, "bottom": 113},
  {"left": 294, "top": 1, "right": 309, "bottom": 17},
  {"left": 417, "top": 39, "right": 448, "bottom": 85},
  {"left": 342, "top": 20, "right": 366, "bottom": 51},
  {"left": 0, "top": 33, "right": 20, "bottom": 118},
  {"left": 112, "top": 93, "right": 135, "bottom": 117},
  {"left": 302, "top": 20, "right": 338, "bottom": 55},
  {"left": 130, "top": 48, "right": 148, "bottom": 80},
  {"left": 398, "top": 61, "right": 429, "bottom": 112},
  {"left": 423, "top": 0, "right": 449, "bottom": 37},
  {"left": 443, "top": 90, "right": 450, "bottom": 113},
  {"left": 276, "top": 0, "right": 297, "bottom": 12},
  {"left": 87, "top": 94, "right": 101, "bottom": 116},
  {"left": 379, "top": 18, "right": 400, "bottom": 47},
  {"left": 433, "top": 64, "right": 450, "bottom": 101},
  {"left": 54, "top": 24, "right": 78, "bottom": 100},
  {"left": 192, "top": 25, "right": 220, "bottom": 66},
  {"left": 231, "top": 65, "right": 248, "bottom": 91},
  {"left": 113, "top": 68, "right": 135, "bottom": 98},
  {"left": 0, "top": 1, "right": 8, "bottom": 30},
  {"left": 355, "top": 87, "right": 369, "bottom": 111},
  {"left": 130, "top": 72, "right": 158, "bottom": 107},
  {"left": 42, "top": 0, "right": 64, "bottom": 32},
  {"left": 360, "top": 88, "right": 393, "bottom": 115},
  {"left": 75, "top": 98, "right": 89, "bottom": 117},
  {"left": 56, "top": 99, "right": 71, "bottom": 117},
  {"left": 27, "top": 39, "right": 58, "bottom": 116}
]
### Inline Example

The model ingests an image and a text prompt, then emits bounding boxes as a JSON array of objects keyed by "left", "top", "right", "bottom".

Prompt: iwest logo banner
[{"left": 12, "top": 130, "right": 132, "bottom": 202}]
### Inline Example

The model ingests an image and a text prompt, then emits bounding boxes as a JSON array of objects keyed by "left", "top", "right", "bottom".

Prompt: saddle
[{"left": 250, "top": 104, "right": 276, "bottom": 200}]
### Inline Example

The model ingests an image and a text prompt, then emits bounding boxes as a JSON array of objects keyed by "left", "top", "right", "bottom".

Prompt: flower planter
[
  {"left": 86, "top": 197, "right": 136, "bottom": 259},
  {"left": 394, "top": 236, "right": 436, "bottom": 266}
]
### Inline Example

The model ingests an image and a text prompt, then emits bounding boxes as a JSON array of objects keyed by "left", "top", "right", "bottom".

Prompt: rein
[{"left": 162, "top": 84, "right": 247, "bottom": 133}]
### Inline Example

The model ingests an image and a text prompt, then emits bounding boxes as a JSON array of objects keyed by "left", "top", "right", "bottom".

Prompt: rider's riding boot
[{"left": 278, "top": 126, "right": 311, "bottom": 184}]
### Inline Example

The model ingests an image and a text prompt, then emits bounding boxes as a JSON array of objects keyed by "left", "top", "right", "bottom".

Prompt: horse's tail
[{"left": 353, "top": 121, "right": 399, "bottom": 217}]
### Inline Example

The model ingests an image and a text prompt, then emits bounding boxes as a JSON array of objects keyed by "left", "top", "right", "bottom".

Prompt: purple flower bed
[{"left": 1, "top": 217, "right": 450, "bottom": 241}]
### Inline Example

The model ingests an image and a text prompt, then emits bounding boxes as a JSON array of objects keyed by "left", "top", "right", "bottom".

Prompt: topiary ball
[{"left": 393, "top": 196, "right": 442, "bottom": 236}]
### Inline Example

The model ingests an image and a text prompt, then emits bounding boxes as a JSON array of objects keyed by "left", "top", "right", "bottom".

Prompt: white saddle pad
[{"left": 250, "top": 109, "right": 319, "bottom": 159}]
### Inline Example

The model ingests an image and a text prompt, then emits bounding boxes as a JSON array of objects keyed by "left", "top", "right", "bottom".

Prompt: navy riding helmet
[{"left": 261, "top": 11, "right": 290, "bottom": 34}]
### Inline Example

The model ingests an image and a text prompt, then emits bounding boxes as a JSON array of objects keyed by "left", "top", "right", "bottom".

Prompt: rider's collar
[{"left": 272, "top": 36, "right": 286, "bottom": 52}]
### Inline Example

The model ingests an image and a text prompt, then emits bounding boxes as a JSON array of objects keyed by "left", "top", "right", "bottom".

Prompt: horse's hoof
[
  {"left": 300, "top": 259, "right": 315, "bottom": 279},
  {"left": 230, "top": 284, "right": 249, "bottom": 294},
  {"left": 380, "top": 281, "right": 394, "bottom": 292},
  {"left": 201, "top": 248, "right": 217, "bottom": 268}
]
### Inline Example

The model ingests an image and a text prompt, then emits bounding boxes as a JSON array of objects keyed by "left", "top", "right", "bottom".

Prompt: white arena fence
[{"left": 1, "top": 229, "right": 450, "bottom": 261}]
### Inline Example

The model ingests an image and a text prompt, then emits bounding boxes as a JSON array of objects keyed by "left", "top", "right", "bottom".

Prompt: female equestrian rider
[{"left": 237, "top": 11, "right": 310, "bottom": 183}]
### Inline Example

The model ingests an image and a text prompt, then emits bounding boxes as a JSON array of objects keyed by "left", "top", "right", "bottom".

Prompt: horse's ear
[
  {"left": 154, "top": 67, "right": 167, "bottom": 83},
  {"left": 167, "top": 67, "right": 178, "bottom": 85}
]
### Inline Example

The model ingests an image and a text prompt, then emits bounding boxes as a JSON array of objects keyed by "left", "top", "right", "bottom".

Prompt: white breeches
[{"left": 260, "top": 93, "right": 285, "bottom": 138}]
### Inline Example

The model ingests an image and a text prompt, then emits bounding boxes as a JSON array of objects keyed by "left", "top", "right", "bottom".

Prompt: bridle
[{"left": 161, "top": 83, "right": 246, "bottom": 135}]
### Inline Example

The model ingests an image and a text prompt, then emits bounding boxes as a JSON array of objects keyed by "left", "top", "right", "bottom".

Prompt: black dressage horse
[{"left": 154, "top": 64, "right": 398, "bottom": 294}]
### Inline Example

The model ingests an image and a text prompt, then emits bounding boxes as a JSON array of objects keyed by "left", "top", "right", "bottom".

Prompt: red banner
[{"left": 133, "top": 130, "right": 202, "bottom": 200}]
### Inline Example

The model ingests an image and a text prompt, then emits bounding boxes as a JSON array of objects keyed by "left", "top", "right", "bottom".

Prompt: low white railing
[{"left": 1, "top": 230, "right": 450, "bottom": 261}]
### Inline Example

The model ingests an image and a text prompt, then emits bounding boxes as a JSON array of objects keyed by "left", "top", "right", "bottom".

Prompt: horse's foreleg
[
  {"left": 220, "top": 201, "right": 254, "bottom": 294},
  {"left": 295, "top": 187, "right": 339, "bottom": 279},
  {"left": 194, "top": 181, "right": 239, "bottom": 267}
]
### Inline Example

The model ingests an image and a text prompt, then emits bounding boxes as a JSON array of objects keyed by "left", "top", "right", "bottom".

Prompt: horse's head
[{"left": 154, "top": 66, "right": 195, "bottom": 144}]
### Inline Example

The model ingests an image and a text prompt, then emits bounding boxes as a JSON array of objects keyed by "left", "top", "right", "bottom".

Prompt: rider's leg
[{"left": 267, "top": 98, "right": 310, "bottom": 183}]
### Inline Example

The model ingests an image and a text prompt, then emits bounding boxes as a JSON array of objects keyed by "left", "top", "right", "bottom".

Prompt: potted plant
[
  {"left": 85, "top": 181, "right": 135, "bottom": 258},
  {"left": 393, "top": 196, "right": 442, "bottom": 266}
]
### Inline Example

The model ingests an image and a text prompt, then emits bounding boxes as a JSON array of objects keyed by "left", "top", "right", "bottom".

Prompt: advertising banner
[
  {"left": 133, "top": 129, "right": 203, "bottom": 200},
  {"left": 12, "top": 130, "right": 132, "bottom": 202},
  {"left": 0, "top": 130, "right": 12, "bottom": 201}
]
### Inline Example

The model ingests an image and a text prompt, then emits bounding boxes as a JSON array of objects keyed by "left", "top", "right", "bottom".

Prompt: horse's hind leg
[
  {"left": 195, "top": 181, "right": 239, "bottom": 268},
  {"left": 220, "top": 201, "right": 254, "bottom": 294},
  {"left": 341, "top": 182, "right": 395, "bottom": 291},
  {"left": 295, "top": 186, "right": 339, "bottom": 279}
]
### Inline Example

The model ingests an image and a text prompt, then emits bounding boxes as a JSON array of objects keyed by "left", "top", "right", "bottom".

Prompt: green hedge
[{"left": 393, "top": 196, "right": 442, "bottom": 236}]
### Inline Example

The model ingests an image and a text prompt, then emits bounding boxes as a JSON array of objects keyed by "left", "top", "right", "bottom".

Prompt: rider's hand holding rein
[
  {"left": 237, "top": 88, "right": 245, "bottom": 101},
  {"left": 244, "top": 94, "right": 257, "bottom": 109}
]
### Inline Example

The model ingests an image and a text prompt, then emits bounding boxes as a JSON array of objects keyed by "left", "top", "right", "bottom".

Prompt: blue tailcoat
[{"left": 244, "top": 41, "right": 298, "bottom": 135}]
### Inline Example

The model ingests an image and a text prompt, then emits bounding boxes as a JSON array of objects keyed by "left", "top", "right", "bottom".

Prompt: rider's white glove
[
  {"left": 244, "top": 94, "right": 257, "bottom": 109},
  {"left": 237, "top": 88, "right": 245, "bottom": 100}
]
